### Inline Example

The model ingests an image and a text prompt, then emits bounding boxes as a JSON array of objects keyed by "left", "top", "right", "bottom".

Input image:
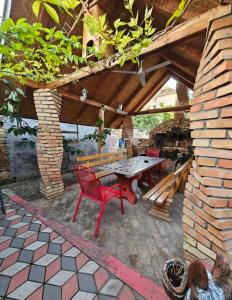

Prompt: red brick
[
  {"left": 194, "top": 147, "right": 232, "bottom": 159},
  {"left": 192, "top": 90, "right": 216, "bottom": 104},
  {"left": 190, "top": 110, "right": 218, "bottom": 121},
  {"left": 224, "top": 180, "right": 232, "bottom": 189},
  {"left": 202, "top": 177, "right": 223, "bottom": 187},
  {"left": 217, "top": 83, "right": 232, "bottom": 97},
  {"left": 195, "top": 223, "right": 226, "bottom": 250},
  {"left": 202, "top": 71, "right": 232, "bottom": 93},
  {"left": 218, "top": 159, "right": 232, "bottom": 169},
  {"left": 221, "top": 106, "right": 232, "bottom": 118},
  {"left": 183, "top": 224, "right": 211, "bottom": 248},
  {"left": 211, "top": 139, "right": 232, "bottom": 149},
  {"left": 213, "top": 60, "right": 232, "bottom": 77},
  {"left": 191, "top": 104, "right": 202, "bottom": 113},
  {"left": 191, "top": 130, "right": 226, "bottom": 138},
  {"left": 193, "top": 139, "right": 209, "bottom": 147},
  {"left": 183, "top": 207, "right": 206, "bottom": 228},
  {"left": 197, "top": 157, "right": 217, "bottom": 167},
  {"left": 204, "top": 95, "right": 232, "bottom": 110},
  {"left": 190, "top": 121, "right": 205, "bottom": 129},
  {"left": 201, "top": 185, "right": 232, "bottom": 197},
  {"left": 198, "top": 166, "right": 232, "bottom": 179}
]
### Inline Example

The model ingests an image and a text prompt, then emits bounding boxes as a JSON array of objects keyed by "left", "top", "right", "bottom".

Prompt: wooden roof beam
[
  {"left": 134, "top": 73, "right": 170, "bottom": 112},
  {"left": 131, "top": 104, "right": 191, "bottom": 116},
  {"left": 167, "top": 66, "right": 195, "bottom": 89},
  {"left": 60, "top": 90, "right": 128, "bottom": 115},
  {"left": 46, "top": 5, "right": 225, "bottom": 89},
  {"left": 162, "top": 52, "right": 197, "bottom": 78},
  {"left": 110, "top": 71, "right": 169, "bottom": 128}
]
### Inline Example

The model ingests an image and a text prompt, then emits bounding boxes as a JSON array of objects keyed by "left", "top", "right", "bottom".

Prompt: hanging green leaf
[
  {"left": 44, "top": 3, "right": 60, "bottom": 24},
  {"left": 32, "top": 0, "right": 41, "bottom": 17},
  {"left": 166, "top": 0, "right": 187, "bottom": 27}
]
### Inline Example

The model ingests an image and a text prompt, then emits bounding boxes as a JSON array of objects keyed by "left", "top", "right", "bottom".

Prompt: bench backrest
[{"left": 77, "top": 149, "right": 127, "bottom": 168}]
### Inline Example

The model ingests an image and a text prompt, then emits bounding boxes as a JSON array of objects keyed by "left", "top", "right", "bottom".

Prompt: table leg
[
  {"left": 117, "top": 175, "right": 137, "bottom": 205},
  {"left": 138, "top": 169, "right": 154, "bottom": 188}
]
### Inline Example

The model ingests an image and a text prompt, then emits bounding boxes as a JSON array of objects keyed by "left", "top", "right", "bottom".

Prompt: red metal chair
[
  {"left": 73, "top": 165, "right": 124, "bottom": 238},
  {"left": 146, "top": 148, "right": 162, "bottom": 174}
]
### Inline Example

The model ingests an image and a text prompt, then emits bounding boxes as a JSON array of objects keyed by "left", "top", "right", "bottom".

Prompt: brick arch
[
  {"left": 149, "top": 119, "right": 190, "bottom": 140},
  {"left": 183, "top": 6, "right": 232, "bottom": 264}
]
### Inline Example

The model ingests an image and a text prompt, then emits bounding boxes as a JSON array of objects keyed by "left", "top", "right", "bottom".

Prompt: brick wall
[
  {"left": 149, "top": 119, "right": 190, "bottom": 172},
  {"left": 0, "top": 125, "right": 11, "bottom": 182},
  {"left": 183, "top": 5, "right": 232, "bottom": 265},
  {"left": 175, "top": 82, "right": 190, "bottom": 122},
  {"left": 122, "top": 116, "right": 133, "bottom": 158},
  {"left": 34, "top": 89, "right": 64, "bottom": 200}
]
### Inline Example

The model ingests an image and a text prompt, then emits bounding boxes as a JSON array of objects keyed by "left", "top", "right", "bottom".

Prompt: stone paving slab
[{"left": 0, "top": 194, "right": 168, "bottom": 300}]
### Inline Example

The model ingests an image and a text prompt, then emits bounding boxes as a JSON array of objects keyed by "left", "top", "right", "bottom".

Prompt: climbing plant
[{"left": 0, "top": 0, "right": 189, "bottom": 116}]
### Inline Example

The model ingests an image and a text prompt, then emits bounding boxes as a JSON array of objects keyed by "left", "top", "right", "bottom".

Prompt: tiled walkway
[{"left": 0, "top": 192, "right": 168, "bottom": 300}]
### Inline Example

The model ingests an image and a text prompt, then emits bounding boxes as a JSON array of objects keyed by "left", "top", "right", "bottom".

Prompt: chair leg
[
  {"left": 120, "top": 191, "right": 124, "bottom": 215},
  {"left": 0, "top": 191, "right": 5, "bottom": 214},
  {"left": 72, "top": 193, "right": 83, "bottom": 223},
  {"left": 94, "top": 203, "right": 106, "bottom": 238}
]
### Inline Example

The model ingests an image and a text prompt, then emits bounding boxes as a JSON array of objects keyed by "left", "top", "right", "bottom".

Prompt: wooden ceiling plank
[{"left": 46, "top": 5, "right": 224, "bottom": 89}]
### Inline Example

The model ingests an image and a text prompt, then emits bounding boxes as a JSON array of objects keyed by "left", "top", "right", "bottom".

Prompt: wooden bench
[
  {"left": 77, "top": 150, "right": 127, "bottom": 179},
  {"left": 143, "top": 158, "right": 192, "bottom": 222}
]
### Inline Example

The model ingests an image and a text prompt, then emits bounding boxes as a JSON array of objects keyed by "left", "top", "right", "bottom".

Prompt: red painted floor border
[{"left": 4, "top": 189, "right": 169, "bottom": 300}]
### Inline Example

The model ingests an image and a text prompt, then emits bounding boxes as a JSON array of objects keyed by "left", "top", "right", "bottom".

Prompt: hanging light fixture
[
  {"left": 117, "top": 104, "right": 123, "bottom": 112},
  {"left": 80, "top": 87, "right": 88, "bottom": 102}
]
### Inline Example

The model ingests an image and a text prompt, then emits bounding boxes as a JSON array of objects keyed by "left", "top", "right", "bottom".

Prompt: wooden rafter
[
  {"left": 162, "top": 52, "right": 197, "bottom": 78},
  {"left": 45, "top": 5, "right": 223, "bottom": 89},
  {"left": 168, "top": 66, "right": 195, "bottom": 89},
  {"left": 110, "top": 70, "right": 169, "bottom": 128},
  {"left": 60, "top": 90, "right": 128, "bottom": 115},
  {"left": 134, "top": 73, "right": 170, "bottom": 112},
  {"left": 131, "top": 105, "right": 191, "bottom": 116}
]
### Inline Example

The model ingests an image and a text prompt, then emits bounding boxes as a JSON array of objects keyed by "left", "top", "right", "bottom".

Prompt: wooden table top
[{"left": 101, "top": 156, "right": 165, "bottom": 178}]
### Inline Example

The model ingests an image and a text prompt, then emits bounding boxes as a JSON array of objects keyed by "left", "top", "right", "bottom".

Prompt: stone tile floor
[
  {"left": 4, "top": 172, "right": 184, "bottom": 285},
  {"left": 0, "top": 197, "right": 149, "bottom": 300}
]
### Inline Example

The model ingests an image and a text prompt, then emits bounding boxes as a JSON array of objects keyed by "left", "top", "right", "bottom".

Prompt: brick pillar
[
  {"left": 122, "top": 116, "right": 133, "bottom": 158},
  {"left": 34, "top": 89, "right": 64, "bottom": 200},
  {"left": 0, "top": 124, "right": 11, "bottom": 182},
  {"left": 175, "top": 82, "right": 189, "bottom": 123},
  {"left": 183, "top": 5, "right": 232, "bottom": 265}
]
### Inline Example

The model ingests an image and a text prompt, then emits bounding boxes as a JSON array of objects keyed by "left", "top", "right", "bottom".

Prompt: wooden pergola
[{"left": 1, "top": 0, "right": 232, "bottom": 268}]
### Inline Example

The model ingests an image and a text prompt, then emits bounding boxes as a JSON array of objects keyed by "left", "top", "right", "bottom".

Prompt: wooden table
[{"left": 101, "top": 156, "right": 165, "bottom": 204}]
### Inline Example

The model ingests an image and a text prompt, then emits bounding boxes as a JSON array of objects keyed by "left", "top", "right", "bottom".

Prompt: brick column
[
  {"left": 183, "top": 5, "right": 232, "bottom": 265},
  {"left": 122, "top": 116, "right": 133, "bottom": 158},
  {"left": 34, "top": 89, "right": 64, "bottom": 200},
  {"left": 0, "top": 124, "right": 11, "bottom": 182},
  {"left": 175, "top": 82, "right": 189, "bottom": 123}
]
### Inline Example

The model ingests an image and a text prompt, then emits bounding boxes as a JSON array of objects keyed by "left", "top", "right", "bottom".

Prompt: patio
[
  {"left": 2, "top": 171, "right": 184, "bottom": 285},
  {"left": 1, "top": 192, "right": 167, "bottom": 300},
  {"left": 0, "top": 0, "right": 232, "bottom": 299}
]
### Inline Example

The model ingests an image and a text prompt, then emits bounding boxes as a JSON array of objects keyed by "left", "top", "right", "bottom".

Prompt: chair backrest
[
  {"left": 74, "top": 165, "right": 102, "bottom": 201},
  {"left": 147, "top": 148, "right": 160, "bottom": 158}
]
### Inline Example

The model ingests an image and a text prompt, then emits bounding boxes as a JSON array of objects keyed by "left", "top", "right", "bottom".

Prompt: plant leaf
[
  {"left": 32, "top": 0, "right": 41, "bottom": 17},
  {"left": 44, "top": 3, "right": 60, "bottom": 24}
]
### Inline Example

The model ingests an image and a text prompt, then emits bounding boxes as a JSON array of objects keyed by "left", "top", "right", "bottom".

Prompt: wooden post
[{"left": 98, "top": 107, "right": 105, "bottom": 154}]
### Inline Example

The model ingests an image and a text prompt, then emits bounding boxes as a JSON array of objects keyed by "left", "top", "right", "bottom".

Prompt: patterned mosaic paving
[{"left": 0, "top": 198, "right": 145, "bottom": 300}]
